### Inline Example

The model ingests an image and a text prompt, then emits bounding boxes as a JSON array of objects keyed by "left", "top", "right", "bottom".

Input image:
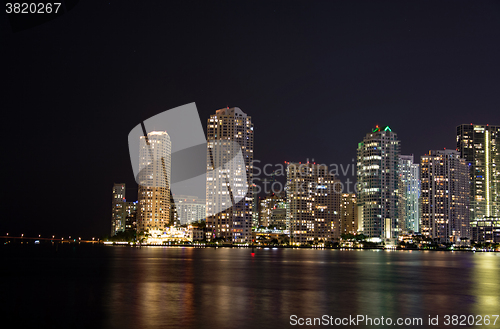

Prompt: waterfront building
[
  {"left": 205, "top": 107, "right": 254, "bottom": 243},
  {"left": 286, "top": 162, "right": 341, "bottom": 245},
  {"left": 457, "top": 124, "right": 500, "bottom": 221},
  {"left": 137, "top": 131, "right": 172, "bottom": 233},
  {"left": 340, "top": 193, "right": 358, "bottom": 235},
  {"left": 111, "top": 183, "right": 126, "bottom": 236},
  {"left": 398, "top": 155, "right": 421, "bottom": 234},
  {"left": 124, "top": 201, "right": 138, "bottom": 232},
  {"left": 357, "top": 125, "right": 400, "bottom": 242},
  {"left": 471, "top": 217, "right": 500, "bottom": 244},
  {"left": 420, "top": 150, "right": 470, "bottom": 243}
]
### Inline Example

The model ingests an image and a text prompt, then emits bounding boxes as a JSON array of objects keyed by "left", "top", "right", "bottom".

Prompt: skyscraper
[
  {"left": 420, "top": 150, "right": 470, "bottom": 243},
  {"left": 286, "top": 162, "right": 341, "bottom": 245},
  {"left": 111, "top": 183, "right": 126, "bottom": 236},
  {"left": 111, "top": 184, "right": 138, "bottom": 236},
  {"left": 457, "top": 124, "right": 500, "bottom": 220},
  {"left": 205, "top": 107, "right": 254, "bottom": 243},
  {"left": 137, "top": 131, "right": 172, "bottom": 233},
  {"left": 398, "top": 155, "right": 420, "bottom": 234},
  {"left": 340, "top": 193, "right": 358, "bottom": 236},
  {"left": 357, "top": 126, "right": 400, "bottom": 241}
]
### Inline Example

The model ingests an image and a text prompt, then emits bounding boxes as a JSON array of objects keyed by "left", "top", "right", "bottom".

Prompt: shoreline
[{"left": 103, "top": 243, "right": 499, "bottom": 252}]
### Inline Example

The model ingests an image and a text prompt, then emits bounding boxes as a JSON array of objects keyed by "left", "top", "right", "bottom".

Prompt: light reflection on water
[
  {"left": 100, "top": 248, "right": 500, "bottom": 329},
  {"left": 2, "top": 246, "right": 499, "bottom": 328},
  {"left": 472, "top": 254, "right": 499, "bottom": 316}
]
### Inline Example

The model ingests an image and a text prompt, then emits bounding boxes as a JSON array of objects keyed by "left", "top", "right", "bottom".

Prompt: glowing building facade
[
  {"left": 137, "top": 131, "right": 172, "bottom": 233},
  {"left": 286, "top": 163, "right": 341, "bottom": 245},
  {"left": 205, "top": 107, "right": 254, "bottom": 243},
  {"left": 259, "top": 192, "right": 286, "bottom": 228},
  {"left": 340, "top": 193, "right": 358, "bottom": 235},
  {"left": 457, "top": 124, "right": 500, "bottom": 221},
  {"left": 111, "top": 183, "right": 126, "bottom": 236},
  {"left": 420, "top": 150, "right": 470, "bottom": 243},
  {"left": 357, "top": 126, "right": 400, "bottom": 241},
  {"left": 398, "top": 155, "right": 420, "bottom": 234}
]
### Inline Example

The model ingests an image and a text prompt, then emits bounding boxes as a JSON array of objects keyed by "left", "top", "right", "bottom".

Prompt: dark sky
[{"left": 2, "top": 0, "right": 500, "bottom": 238}]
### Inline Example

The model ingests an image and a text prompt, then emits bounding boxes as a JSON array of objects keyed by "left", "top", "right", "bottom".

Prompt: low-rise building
[{"left": 471, "top": 217, "right": 500, "bottom": 244}]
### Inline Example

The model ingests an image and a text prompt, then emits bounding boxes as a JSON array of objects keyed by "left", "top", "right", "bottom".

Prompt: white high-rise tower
[
  {"left": 398, "top": 155, "right": 420, "bottom": 234},
  {"left": 137, "top": 131, "right": 172, "bottom": 233},
  {"left": 205, "top": 107, "right": 254, "bottom": 243},
  {"left": 357, "top": 125, "right": 400, "bottom": 241}
]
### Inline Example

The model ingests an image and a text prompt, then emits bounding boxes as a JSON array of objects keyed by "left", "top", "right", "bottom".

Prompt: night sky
[{"left": 2, "top": 0, "right": 500, "bottom": 238}]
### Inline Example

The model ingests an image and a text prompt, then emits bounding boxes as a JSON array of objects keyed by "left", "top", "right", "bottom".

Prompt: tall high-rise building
[
  {"left": 457, "top": 124, "right": 500, "bottom": 221},
  {"left": 420, "top": 150, "right": 470, "bottom": 243},
  {"left": 206, "top": 107, "right": 254, "bottom": 243},
  {"left": 357, "top": 126, "right": 400, "bottom": 241},
  {"left": 398, "top": 155, "right": 420, "bottom": 234},
  {"left": 175, "top": 195, "right": 206, "bottom": 225},
  {"left": 111, "top": 183, "right": 126, "bottom": 236},
  {"left": 111, "top": 184, "right": 138, "bottom": 235},
  {"left": 286, "top": 162, "right": 341, "bottom": 245},
  {"left": 137, "top": 131, "right": 172, "bottom": 233},
  {"left": 340, "top": 193, "right": 358, "bottom": 236}
]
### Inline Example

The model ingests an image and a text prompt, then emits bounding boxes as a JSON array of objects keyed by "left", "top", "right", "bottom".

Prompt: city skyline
[
  {"left": 107, "top": 113, "right": 499, "bottom": 246},
  {"left": 3, "top": 3, "right": 500, "bottom": 328},
  {"left": 4, "top": 1, "right": 500, "bottom": 239}
]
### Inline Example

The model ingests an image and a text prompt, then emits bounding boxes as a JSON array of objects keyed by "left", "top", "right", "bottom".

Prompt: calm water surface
[{"left": 1, "top": 246, "right": 499, "bottom": 328}]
